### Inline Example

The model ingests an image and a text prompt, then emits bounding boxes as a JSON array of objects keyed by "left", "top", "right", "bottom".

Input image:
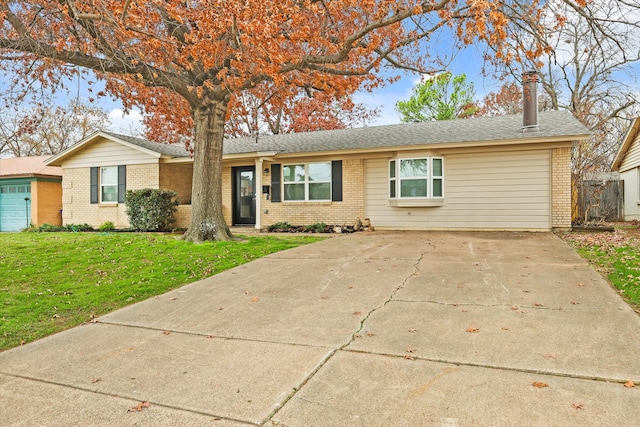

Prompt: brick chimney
[{"left": 522, "top": 70, "right": 539, "bottom": 133}]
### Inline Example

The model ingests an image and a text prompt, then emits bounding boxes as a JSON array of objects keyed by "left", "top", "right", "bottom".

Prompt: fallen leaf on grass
[
  {"left": 128, "top": 401, "right": 150, "bottom": 412},
  {"left": 466, "top": 327, "right": 480, "bottom": 333},
  {"left": 624, "top": 380, "right": 635, "bottom": 388},
  {"left": 532, "top": 382, "right": 548, "bottom": 388}
]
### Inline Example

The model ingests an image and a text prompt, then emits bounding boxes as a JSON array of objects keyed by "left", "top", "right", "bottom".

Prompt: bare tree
[{"left": 0, "top": 99, "right": 110, "bottom": 157}]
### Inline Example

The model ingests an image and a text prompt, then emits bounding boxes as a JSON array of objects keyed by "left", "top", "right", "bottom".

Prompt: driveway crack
[{"left": 340, "top": 243, "right": 433, "bottom": 351}]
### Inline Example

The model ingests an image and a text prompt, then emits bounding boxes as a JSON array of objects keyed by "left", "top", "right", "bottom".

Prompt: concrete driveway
[{"left": 1, "top": 231, "right": 639, "bottom": 426}]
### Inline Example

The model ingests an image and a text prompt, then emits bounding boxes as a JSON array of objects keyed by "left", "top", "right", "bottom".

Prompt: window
[
  {"left": 101, "top": 166, "right": 118, "bottom": 202},
  {"left": 389, "top": 157, "right": 444, "bottom": 200},
  {"left": 91, "top": 165, "right": 126, "bottom": 204},
  {"left": 283, "top": 162, "right": 332, "bottom": 201}
]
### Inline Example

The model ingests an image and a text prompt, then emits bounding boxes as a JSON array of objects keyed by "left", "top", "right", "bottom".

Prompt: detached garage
[{"left": 0, "top": 156, "right": 62, "bottom": 231}]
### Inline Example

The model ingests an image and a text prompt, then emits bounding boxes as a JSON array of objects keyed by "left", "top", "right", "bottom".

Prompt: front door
[{"left": 232, "top": 167, "right": 256, "bottom": 225}]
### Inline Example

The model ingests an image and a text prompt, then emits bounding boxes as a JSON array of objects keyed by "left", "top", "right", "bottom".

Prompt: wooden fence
[{"left": 573, "top": 179, "right": 624, "bottom": 224}]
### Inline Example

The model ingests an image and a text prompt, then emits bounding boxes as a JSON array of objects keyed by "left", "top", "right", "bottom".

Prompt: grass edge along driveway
[{"left": 0, "top": 232, "right": 324, "bottom": 352}]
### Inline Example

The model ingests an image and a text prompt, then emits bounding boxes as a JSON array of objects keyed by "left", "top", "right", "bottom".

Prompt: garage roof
[{"left": 0, "top": 156, "right": 62, "bottom": 178}]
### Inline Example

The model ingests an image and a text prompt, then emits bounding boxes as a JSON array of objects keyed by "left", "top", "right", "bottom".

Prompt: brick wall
[
  {"left": 551, "top": 147, "right": 572, "bottom": 229},
  {"left": 160, "top": 163, "right": 193, "bottom": 204},
  {"left": 32, "top": 180, "right": 62, "bottom": 226},
  {"left": 258, "top": 159, "right": 366, "bottom": 228},
  {"left": 61, "top": 164, "right": 160, "bottom": 228}
]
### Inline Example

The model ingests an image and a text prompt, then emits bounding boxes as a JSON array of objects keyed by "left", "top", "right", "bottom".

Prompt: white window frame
[
  {"left": 100, "top": 166, "right": 118, "bottom": 204},
  {"left": 283, "top": 162, "right": 332, "bottom": 202},
  {"left": 388, "top": 157, "right": 444, "bottom": 207}
]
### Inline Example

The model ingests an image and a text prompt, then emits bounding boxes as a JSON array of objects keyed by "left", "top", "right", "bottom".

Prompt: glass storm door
[{"left": 233, "top": 167, "right": 256, "bottom": 225}]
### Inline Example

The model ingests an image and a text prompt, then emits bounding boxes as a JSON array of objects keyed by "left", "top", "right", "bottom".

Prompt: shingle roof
[
  {"left": 223, "top": 110, "right": 589, "bottom": 155},
  {"left": 0, "top": 156, "right": 62, "bottom": 178},
  {"left": 93, "top": 110, "right": 590, "bottom": 159},
  {"left": 102, "top": 131, "right": 191, "bottom": 157}
]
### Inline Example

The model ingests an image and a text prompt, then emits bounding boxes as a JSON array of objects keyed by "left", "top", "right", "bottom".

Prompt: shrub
[
  {"left": 124, "top": 189, "right": 178, "bottom": 231},
  {"left": 22, "top": 223, "right": 94, "bottom": 232},
  {"left": 99, "top": 221, "right": 115, "bottom": 232},
  {"left": 304, "top": 222, "right": 328, "bottom": 233},
  {"left": 268, "top": 221, "right": 292, "bottom": 232}
]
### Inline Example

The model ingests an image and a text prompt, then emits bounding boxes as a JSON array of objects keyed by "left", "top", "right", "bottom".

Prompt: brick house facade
[{"left": 46, "top": 111, "right": 589, "bottom": 232}]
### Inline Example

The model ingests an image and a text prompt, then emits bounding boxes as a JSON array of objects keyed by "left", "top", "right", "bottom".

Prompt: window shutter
[
  {"left": 90, "top": 167, "right": 98, "bottom": 204},
  {"left": 331, "top": 160, "right": 342, "bottom": 202},
  {"left": 117, "top": 165, "right": 126, "bottom": 203},
  {"left": 271, "top": 163, "right": 281, "bottom": 202}
]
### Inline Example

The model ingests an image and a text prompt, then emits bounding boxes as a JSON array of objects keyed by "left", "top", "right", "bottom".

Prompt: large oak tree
[{"left": 1, "top": 0, "right": 562, "bottom": 241}]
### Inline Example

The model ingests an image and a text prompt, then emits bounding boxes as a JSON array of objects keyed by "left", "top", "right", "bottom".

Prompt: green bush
[
  {"left": 124, "top": 188, "right": 178, "bottom": 231},
  {"left": 268, "top": 221, "right": 292, "bottom": 232},
  {"left": 64, "top": 223, "right": 95, "bottom": 232},
  {"left": 22, "top": 223, "right": 94, "bottom": 232},
  {"left": 99, "top": 221, "right": 115, "bottom": 232},
  {"left": 304, "top": 222, "right": 327, "bottom": 233}
]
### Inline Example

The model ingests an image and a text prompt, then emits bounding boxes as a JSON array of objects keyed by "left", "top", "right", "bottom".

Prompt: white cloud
[{"left": 107, "top": 108, "right": 145, "bottom": 135}]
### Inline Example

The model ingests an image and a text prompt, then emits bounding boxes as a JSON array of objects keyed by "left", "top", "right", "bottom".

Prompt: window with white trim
[
  {"left": 101, "top": 166, "right": 118, "bottom": 203},
  {"left": 283, "top": 162, "right": 331, "bottom": 201},
  {"left": 389, "top": 157, "right": 444, "bottom": 199}
]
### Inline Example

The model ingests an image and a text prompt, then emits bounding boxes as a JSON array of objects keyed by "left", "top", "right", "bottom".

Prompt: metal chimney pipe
[{"left": 522, "top": 70, "right": 539, "bottom": 133}]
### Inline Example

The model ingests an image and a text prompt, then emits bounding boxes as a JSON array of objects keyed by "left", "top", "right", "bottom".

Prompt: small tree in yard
[{"left": 124, "top": 189, "right": 178, "bottom": 232}]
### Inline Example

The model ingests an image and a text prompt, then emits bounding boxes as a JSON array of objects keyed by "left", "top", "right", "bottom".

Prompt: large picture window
[
  {"left": 389, "top": 157, "right": 444, "bottom": 199},
  {"left": 283, "top": 162, "right": 332, "bottom": 201}
]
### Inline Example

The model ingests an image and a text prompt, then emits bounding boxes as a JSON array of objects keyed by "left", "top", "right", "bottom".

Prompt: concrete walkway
[{"left": 1, "top": 231, "right": 639, "bottom": 426}]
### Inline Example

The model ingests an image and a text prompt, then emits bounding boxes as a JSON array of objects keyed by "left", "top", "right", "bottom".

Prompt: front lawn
[
  {"left": 0, "top": 232, "right": 323, "bottom": 351},
  {"left": 560, "top": 225, "right": 640, "bottom": 314}
]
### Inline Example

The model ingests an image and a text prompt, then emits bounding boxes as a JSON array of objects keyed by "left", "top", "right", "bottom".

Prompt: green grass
[
  {"left": 561, "top": 230, "right": 640, "bottom": 313},
  {"left": 0, "top": 232, "right": 323, "bottom": 351}
]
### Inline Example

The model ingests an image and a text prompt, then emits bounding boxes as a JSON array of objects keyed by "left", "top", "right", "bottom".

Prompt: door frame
[{"left": 232, "top": 166, "right": 256, "bottom": 226}]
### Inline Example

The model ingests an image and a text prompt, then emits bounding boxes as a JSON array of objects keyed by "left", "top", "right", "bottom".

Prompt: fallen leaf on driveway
[
  {"left": 408, "top": 328, "right": 417, "bottom": 333},
  {"left": 543, "top": 353, "right": 556, "bottom": 359},
  {"left": 163, "top": 330, "right": 171, "bottom": 335},
  {"left": 572, "top": 403, "right": 585, "bottom": 410},
  {"left": 406, "top": 348, "right": 416, "bottom": 353},
  {"left": 624, "top": 380, "right": 635, "bottom": 388},
  {"left": 128, "top": 401, "right": 150, "bottom": 412},
  {"left": 532, "top": 382, "right": 548, "bottom": 388},
  {"left": 91, "top": 378, "right": 102, "bottom": 384},
  {"left": 352, "top": 311, "right": 362, "bottom": 315},
  {"left": 533, "top": 302, "right": 544, "bottom": 307},
  {"left": 404, "top": 354, "right": 415, "bottom": 360},
  {"left": 251, "top": 297, "right": 259, "bottom": 302},
  {"left": 466, "top": 327, "right": 480, "bottom": 333}
]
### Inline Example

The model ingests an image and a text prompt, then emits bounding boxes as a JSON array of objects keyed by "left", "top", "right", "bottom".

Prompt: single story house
[
  {"left": 45, "top": 109, "right": 589, "bottom": 232},
  {"left": 0, "top": 156, "right": 63, "bottom": 231},
  {"left": 612, "top": 117, "right": 640, "bottom": 221}
]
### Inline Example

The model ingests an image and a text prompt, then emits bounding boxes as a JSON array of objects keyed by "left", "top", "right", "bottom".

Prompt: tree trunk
[{"left": 182, "top": 98, "right": 234, "bottom": 242}]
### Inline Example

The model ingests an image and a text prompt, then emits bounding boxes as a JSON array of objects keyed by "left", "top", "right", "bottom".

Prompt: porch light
[{"left": 263, "top": 167, "right": 269, "bottom": 175}]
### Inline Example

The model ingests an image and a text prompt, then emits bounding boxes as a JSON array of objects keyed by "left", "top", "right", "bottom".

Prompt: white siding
[
  {"left": 366, "top": 149, "right": 551, "bottom": 230},
  {"left": 61, "top": 137, "right": 159, "bottom": 168},
  {"left": 619, "top": 133, "right": 640, "bottom": 172},
  {"left": 621, "top": 168, "right": 640, "bottom": 220}
]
